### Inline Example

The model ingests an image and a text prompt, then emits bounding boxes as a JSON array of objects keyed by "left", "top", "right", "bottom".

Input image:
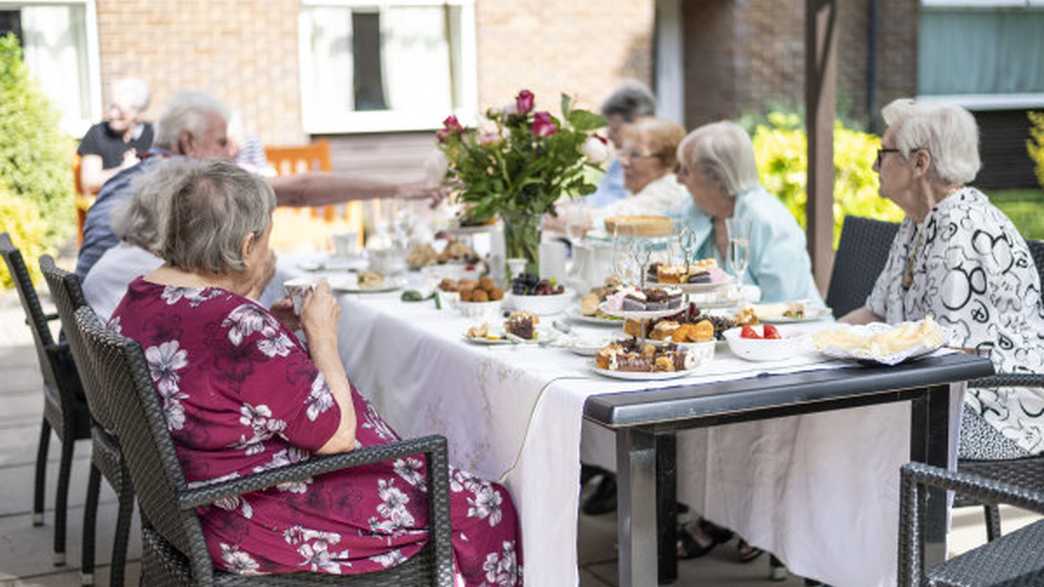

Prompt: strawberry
[
  {"left": 740, "top": 325, "right": 760, "bottom": 339},
  {"left": 763, "top": 324, "right": 782, "bottom": 339}
]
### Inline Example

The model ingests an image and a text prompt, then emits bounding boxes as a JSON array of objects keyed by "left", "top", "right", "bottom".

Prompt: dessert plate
[
  {"left": 599, "top": 302, "right": 681, "bottom": 321},
  {"left": 589, "top": 365, "right": 696, "bottom": 380},
  {"left": 462, "top": 334, "right": 515, "bottom": 346},
  {"left": 649, "top": 275, "right": 735, "bottom": 294},
  {"left": 329, "top": 275, "right": 405, "bottom": 294},
  {"left": 751, "top": 303, "right": 833, "bottom": 324},
  {"left": 297, "top": 256, "right": 368, "bottom": 272},
  {"left": 566, "top": 307, "right": 623, "bottom": 326}
]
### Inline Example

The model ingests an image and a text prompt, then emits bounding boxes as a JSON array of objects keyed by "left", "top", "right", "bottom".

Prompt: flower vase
[{"left": 501, "top": 212, "right": 541, "bottom": 276}]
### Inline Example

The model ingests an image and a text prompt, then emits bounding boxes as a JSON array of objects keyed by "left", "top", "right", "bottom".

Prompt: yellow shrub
[
  {"left": 0, "top": 188, "right": 52, "bottom": 288},
  {"left": 1029, "top": 111, "right": 1044, "bottom": 190},
  {"left": 752, "top": 112, "right": 905, "bottom": 248}
]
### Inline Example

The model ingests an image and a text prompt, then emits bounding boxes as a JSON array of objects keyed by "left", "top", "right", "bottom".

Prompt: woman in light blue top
[{"left": 675, "top": 121, "right": 821, "bottom": 304}]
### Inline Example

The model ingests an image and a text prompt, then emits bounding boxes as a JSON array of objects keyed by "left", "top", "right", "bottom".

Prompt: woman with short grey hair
[
  {"left": 675, "top": 121, "right": 821, "bottom": 304},
  {"left": 107, "top": 159, "right": 522, "bottom": 581},
  {"left": 843, "top": 98, "right": 1044, "bottom": 460}
]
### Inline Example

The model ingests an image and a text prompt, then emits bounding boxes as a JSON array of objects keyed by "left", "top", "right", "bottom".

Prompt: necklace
[{"left": 901, "top": 228, "right": 925, "bottom": 290}]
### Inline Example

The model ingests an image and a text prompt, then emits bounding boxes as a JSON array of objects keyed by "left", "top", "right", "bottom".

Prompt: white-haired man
[
  {"left": 76, "top": 90, "right": 436, "bottom": 278},
  {"left": 77, "top": 78, "right": 154, "bottom": 193}
]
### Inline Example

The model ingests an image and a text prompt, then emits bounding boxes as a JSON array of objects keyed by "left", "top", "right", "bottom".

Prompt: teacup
[
  {"left": 332, "top": 231, "right": 360, "bottom": 258},
  {"left": 284, "top": 277, "right": 319, "bottom": 315}
]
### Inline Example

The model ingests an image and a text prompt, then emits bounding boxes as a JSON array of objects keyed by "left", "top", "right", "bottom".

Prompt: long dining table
[{"left": 279, "top": 259, "right": 994, "bottom": 586}]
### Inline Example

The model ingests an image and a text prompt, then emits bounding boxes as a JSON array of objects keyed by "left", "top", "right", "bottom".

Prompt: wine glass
[{"left": 725, "top": 217, "right": 750, "bottom": 287}]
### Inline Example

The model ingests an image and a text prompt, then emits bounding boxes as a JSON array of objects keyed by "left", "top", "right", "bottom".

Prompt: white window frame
[
  {"left": 917, "top": 0, "right": 1044, "bottom": 109},
  {"left": 298, "top": 0, "right": 478, "bottom": 134},
  {"left": 0, "top": 0, "right": 102, "bottom": 136}
]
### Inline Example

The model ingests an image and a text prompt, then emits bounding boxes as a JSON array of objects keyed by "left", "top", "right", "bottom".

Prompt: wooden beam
[{"left": 805, "top": 0, "right": 838, "bottom": 294}]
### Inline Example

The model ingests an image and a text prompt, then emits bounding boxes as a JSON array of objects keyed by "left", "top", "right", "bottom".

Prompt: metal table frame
[{"left": 583, "top": 353, "right": 994, "bottom": 586}]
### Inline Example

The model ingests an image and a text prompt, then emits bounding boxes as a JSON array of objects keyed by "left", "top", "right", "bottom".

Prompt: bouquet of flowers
[{"left": 434, "top": 89, "right": 608, "bottom": 272}]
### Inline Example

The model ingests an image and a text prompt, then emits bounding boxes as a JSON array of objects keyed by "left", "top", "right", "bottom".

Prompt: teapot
[{"left": 568, "top": 238, "right": 615, "bottom": 292}]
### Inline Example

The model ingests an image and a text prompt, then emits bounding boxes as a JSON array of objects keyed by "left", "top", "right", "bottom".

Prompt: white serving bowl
[
  {"left": 722, "top": 324, "right": 810, "bottom": 362},
  {"left": 509, "top": 288, "right": 575, "bottom": 316},
  {"left": 423, "top": 262, "right": 485, "bottom": 282},
  {"left": 456, "top": 299, "right": 503, "bottom": 319},
  {"left": 678, "top": 339, "right": 716, "bottom": 365}
]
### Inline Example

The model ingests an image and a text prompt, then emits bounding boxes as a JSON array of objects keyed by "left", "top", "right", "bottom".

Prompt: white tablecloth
[{"left": 279, "top": 260, "right": 958, "bottom": 586}]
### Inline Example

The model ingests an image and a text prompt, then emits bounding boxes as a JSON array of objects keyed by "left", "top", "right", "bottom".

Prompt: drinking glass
[{"left": 725, "top": 217, "right": 750, "bottom": 287}]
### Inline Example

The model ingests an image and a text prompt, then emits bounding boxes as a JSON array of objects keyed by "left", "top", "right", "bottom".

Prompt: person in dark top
[{"left": 77, "top": 78, "right": 153, "bottom": 193}]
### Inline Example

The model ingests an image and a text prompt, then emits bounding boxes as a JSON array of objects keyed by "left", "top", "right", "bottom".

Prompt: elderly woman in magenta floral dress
[
  {"left": 108, "top": 159, "right": 522, "bottom": 584},
  {"left": 842, "top": 99, "right": 1044, "bottom": 460}
]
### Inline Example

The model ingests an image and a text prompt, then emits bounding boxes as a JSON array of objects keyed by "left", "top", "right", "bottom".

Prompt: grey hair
[
  {"left": 601, "top": 80, "right": 657, "bottom": 122},
  {"left": 881, "top": 98, "right": 981, "bottom": 185},
  {"left": 677, "top": 121, "right": 761, "bottom": 198},
  {"left": 159, "top": 159, "right": 276, "bottom": 274},
  {"left": 153, "top": 91, "right": 230, "bottom": 151},
  {"left": 111, "top": 159, "right": 196, "bottom": 253},
  {"left": 111, "top": 78, "right": 150, "bottom": 112}
]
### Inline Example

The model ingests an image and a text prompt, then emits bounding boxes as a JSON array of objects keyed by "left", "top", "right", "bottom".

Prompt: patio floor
[{"left": 0, "top": 291, "right": 1038, "bottom": 587}]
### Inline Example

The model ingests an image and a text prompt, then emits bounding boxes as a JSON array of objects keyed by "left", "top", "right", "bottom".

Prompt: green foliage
[
  {"left": 989, "top": 188, "right": 1044, "bottom": 242},
  {"left": 751, "top": 111, "right": 904, "bottom": 248},
  {"left": 1028, "top": 111, "right": 1044, "bottom": 190},
  {"left": 0, "top": 33, "right": 74, "bottom": 256},
  {"left": 0, "top": 185, "right": 52, "bottom": 288}
]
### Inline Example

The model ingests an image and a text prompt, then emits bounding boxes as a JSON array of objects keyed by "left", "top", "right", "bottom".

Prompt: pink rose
[
  {"left": 531, "top": 112, "right": 557, "bottom": 138},
  {"left": 515, "top": 90, "right": 535, "bottom": 114},
  {"left": 443, "top": 115, "right": 464, "bottom": 133}
]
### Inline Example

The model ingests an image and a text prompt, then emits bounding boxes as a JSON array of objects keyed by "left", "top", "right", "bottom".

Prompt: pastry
[
  {"left": 603, "top": 215, "right": 673, "bottom": 237},
  {"left": 358, "top": 271, "right": 384, "bottom": 288},
  {"left": 580, "top": 293, "right": 600, "bottom": 316},
  {"left": 595, "top": 338, "right": 694, "bottom": 372},
  {"left": 651, "top": 320, "right": 680, "bottom": 341},
  {"left": 505, "top": 311, "right": 539, "bottom": 340},
  {"left": 783, "top": 302, "right": 806, "bottom": 319},
  {"left": 656, "top": 264, "right": 688, "bottom": 284},
  {"left": 407, "top": 244, "right": 438, "bottom": 270}
]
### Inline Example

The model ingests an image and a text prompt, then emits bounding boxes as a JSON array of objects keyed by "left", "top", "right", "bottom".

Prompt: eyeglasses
[
  {"left": 875, "top": 148, "right": 901, "bottom": 167},
  {"left": 618, "top": 150, "right": 659, "bottom": 162}
]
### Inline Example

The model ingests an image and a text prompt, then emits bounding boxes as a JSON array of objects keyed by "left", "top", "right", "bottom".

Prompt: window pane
[
  {"left": 20, "top": 5, "right": 91, "bottom": 131},
  {"left": 302, "top": 4, "right": 456, "bottom": 121},
  {"left": 0, "top": 10, "right": 22, "bottom": 43},
  {"left": 919, "top": 9, "right": 1044, "bottom": 95},
  {"left": 352, "top": 11, "right": 387, "bottom": 110}
]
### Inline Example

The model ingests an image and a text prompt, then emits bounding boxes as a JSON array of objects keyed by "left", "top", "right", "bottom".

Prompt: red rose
[
  {"left": 443, "top": 115, "right": 464, "bottom": 132},
  {"left": 515, "top": 90, "right": 535, "bottom": 114},
  {"left": 531, "top": 111, "right": 557, "bottom": 138}
]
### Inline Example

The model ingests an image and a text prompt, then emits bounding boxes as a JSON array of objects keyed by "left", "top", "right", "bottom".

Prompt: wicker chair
[
  {"left": 72, "top": 306, "right": 455, "bottom": 586},
  {"left": 0, "top": 233, "right": 91, "bottom": 567},
  {"left": 957, "top": 238, "right": 1044, "bottom": 542},
  {"left": 824, "top": 216, "right": 901, "bottom": 318},
  {"left": 39, "top": 256, "right": 133, "bottom": 586},
  {"left": 898, "top": 462, "right": 1044, "bottom": 586}
]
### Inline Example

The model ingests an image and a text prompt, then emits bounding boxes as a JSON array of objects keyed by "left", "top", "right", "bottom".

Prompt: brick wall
[
  {"left": 94, "top": 0, "right": 305, "bottom": 146},
  {"left": 682, "top": 0, "right": 918, "bottom": 129}
]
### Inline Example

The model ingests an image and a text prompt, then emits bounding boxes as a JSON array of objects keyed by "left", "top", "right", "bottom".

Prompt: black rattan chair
[
  {"left": 73, "top": 305, "right": 455, "bottom": 586},
  {"left": 957, "top": 239, "right": 1044, "bottom": 542},
  {"left": 0, "top": 233, "right": 91, "bottom": 568},
  {"left": 898, "top": 462, "right": 1044, "bottom": 586},
  {"left": 824, "top": 215, "right": 900, "bottom": 318},
  {"left": 40, "top": 256, "right": 133, "bottom": 586}
]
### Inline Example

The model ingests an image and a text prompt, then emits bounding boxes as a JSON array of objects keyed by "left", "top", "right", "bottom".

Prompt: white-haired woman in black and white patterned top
[{"left": 842, "top": 98, "right": 1044, "bottom": 459}]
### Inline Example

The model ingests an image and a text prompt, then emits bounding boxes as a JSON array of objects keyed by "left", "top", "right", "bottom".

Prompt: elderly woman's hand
[{"left": 301, "top": 281, "right": 341, "bottom": 347}]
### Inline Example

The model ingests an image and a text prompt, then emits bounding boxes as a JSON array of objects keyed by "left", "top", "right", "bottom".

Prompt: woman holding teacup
[{"left": 108, "top": 159, "right": 523, "bottom": 583}]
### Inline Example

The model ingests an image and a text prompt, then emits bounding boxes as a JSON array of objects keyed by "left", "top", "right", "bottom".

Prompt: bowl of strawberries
[{"left": 722, "top": 323, "right": 809, "bottom": 362}]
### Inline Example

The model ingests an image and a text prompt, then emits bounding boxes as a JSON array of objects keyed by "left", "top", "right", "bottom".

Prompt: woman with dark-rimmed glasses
[{"left": 842, "top": 98, "right": 1044, "bottom": 460}]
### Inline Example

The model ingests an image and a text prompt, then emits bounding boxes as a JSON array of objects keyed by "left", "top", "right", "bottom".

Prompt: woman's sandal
[
  {"left": 676, "top": 518, "right": 734, "bottom": 559},
  {"left": 737, "top": 539, "right": 765, "bottom": 563}
]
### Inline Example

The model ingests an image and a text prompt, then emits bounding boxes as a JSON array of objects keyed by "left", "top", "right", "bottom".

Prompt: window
[
  {"left": 918, "top": 0, "right": 1044, "bottom": 109},
  {"left": 0, "top": 1, "right": 101, "bottom": 136},
  {"left": 298, "top": 0, "right": 477, "bottom": 134}
]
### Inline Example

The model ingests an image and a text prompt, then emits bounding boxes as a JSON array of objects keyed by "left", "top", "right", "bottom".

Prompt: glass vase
[{"left": 501, "top": 211, "right": 541, "bottom": 277}]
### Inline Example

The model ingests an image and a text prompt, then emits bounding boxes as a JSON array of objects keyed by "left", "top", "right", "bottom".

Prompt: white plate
[
  {"left": 328, "top": 275, "right": 405, "bottom": 294},
  {"left": 566, "top": 307, "right": 625, "bottom": 327},
  {"left": 565, "top": 334, "right": 621, "bottom": 356},
  {"left": 686, "top": 290, "right": 746, "bottom": 309},
  {"left": 462, "top": 326, "right": 556, "bottom": 346},
  {"left": 598, "top": 302, "right": 684, "bottom": 321},
  {"left": 649, "top": 276, "right": 735, "bottom": 294},
  {"left": 462, "top": 334, "right": 514, "bottom": 346},
  {"left": 589, "top": 365, "right": 697, "bottom": 380},
  {"left": 751, "top": 303, "right": 833, "bottom": 324}
]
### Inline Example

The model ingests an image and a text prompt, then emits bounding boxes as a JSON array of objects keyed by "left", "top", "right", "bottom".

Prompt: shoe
[
  {"left": 677, "top": 518, "right": 734, "bottom": 559},
  {"left": 736, "top": 539, "right": 764, "bottom": 563},
  {"left": 581, "top": 474, "right": 617, "bottom": 515}
]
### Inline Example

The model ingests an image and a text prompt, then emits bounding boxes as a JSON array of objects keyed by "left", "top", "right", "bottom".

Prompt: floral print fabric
[
  {"left": 866, "top": 187, "right": 1044, "bottom": 455},
  {"left": 110, "top": 278, "right": 522, "bottom": 584}
]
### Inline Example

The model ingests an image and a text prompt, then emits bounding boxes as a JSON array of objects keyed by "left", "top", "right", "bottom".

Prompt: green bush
[
  {"left": 0, "top": 185, "right": 51, "bottom": 289},
  {"left": 1029, "top": 111, "right": 1044, "bottom": 190},
  {"left": 751, "top": 111, "right": 904, "bottom": 248},
  {"left": 0, "top": 33, "right": 74, "bottom": 273}
]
